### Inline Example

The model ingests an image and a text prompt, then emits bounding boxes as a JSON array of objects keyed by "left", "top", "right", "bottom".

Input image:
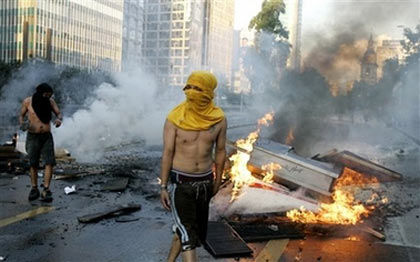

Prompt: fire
[
  {"left": 261, "top": 163, "right": 281, "bottom": 183},
  {"left": 286, "top": 168, "right": 384, "bottom": 225},
  {"left": 229, "top": 112, "right": 274, "bottom": 201},
  {"left": 285, "top": 127, "right": 295, "bottom": 145}
]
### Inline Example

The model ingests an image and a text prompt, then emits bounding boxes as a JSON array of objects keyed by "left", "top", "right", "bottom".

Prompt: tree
[
  {"left": 249, "top": 0, "right": 288, "bottom": 40},
  {"left": 244, "top": 0, "right": 290, "bottom": 95}
]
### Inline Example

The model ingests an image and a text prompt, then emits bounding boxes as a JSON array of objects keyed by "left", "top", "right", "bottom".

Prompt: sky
[{"left": 234, "top": 0, "right": 419, "bottom": 38}]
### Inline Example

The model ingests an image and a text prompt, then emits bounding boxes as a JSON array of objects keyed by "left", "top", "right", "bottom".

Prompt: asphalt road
[{"left": 1, "top": 119, "right": 419, "bottom": 262}]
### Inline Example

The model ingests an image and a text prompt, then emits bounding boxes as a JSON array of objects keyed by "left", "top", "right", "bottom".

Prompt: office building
[
  {"left": 0, "top": 0, "right": 124, "bottom": 72},
  {"left": 280, "top": 0, "right": 302, "bottom": 71},
  {"left": 122, "top": 0, "right": 145, "bottom": 71}
]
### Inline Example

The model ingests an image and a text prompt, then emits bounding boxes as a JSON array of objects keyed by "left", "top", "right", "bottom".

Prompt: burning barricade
[{"left": 206, "top": 112, "right": 401, "bottom": 257}]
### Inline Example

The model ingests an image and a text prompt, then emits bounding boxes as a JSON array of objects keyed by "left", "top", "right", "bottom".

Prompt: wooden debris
[
  {"left": 0, "top": 145, "right": 22, "bottom": 159},
  {"left": 77, "top": 203, "right": 141, "bottom": 223},
  {"left": 100, "top": 177, "right": 129, "bottom": 192},
  {"left": 53, "top": 169, "right": 103, "bottom": 180},
  {"left": 361, "top": 226, "right": 386, "bottom": 241},
  {"left": 115, "top": 215, "right": 140, "bottom": 223},
  {"left": 255, "top": 239, "right": 289, "bottom": 262}
]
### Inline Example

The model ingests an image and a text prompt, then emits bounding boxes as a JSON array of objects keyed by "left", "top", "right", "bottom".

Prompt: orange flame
[
  {"left": 286, "top": 168, "right": 385, "bottom": 225},
  {"left": 229, "top": 112, "right": 274, "bottom": 201},
  {"left": 261, "top": 163, "right": 282, "bottom": 183},
  {"left": 285, "top": 127, "right": 295, "bottom": 145}
]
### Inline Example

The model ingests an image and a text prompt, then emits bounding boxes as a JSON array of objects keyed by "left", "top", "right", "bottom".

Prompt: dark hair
[{"left": 36, "top": 83, "right": 53, "bottom": 94}]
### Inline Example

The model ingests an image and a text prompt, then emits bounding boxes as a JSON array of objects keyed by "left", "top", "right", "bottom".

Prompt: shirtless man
[
  {"left": 19, "top": 83, "right": 62, "bottom": 202},
  {"left": 160, "top": 71, "right": 227, "bottom": 262}
]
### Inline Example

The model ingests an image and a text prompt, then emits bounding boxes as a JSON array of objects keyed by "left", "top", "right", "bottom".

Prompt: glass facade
[
  {"left": 0, "top": 0, "right": 124, "bottom": 72},
  {"left": 204, "top": 0, "right": 235, "bottom": 86},
  {"left": 122, "top": 0, "right": 145, "bottom": 71},
  {"left": 143, "top": 0, "right": 206, "bottom": 88},
  {"left": 142, "top": 0, "right": 235, "bottom": 89},
  {"left": 280, "top": 0, "right": 302, "bottom": 71}
]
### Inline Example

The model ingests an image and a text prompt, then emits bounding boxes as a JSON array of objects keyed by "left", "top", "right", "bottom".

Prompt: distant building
[
  {"left": 142, "top": 0, "right": 235, "bottom": 89},
  {"left": 0, "top": 0, "right": 124, "bottom": 72},
  {"left": 376, "top": 39, "right": 404, "bottom": 78},
  {"left": 143, "top": 0, "right": 206, "bottom": 88},
  {"left": 122, "top": 0, "right": 145, "bottom": 71},
  {"left": 203, "top": 0, "right": 235, "bottom": 86},
  {"left": 360, "top": 35, "right": 378, "bottom": 85},
  {"left": 231, "top": 28, "right": 253, "bottom": 94},
  {"left": 280, "top": 0, "right": 302, "bottom": 71}
]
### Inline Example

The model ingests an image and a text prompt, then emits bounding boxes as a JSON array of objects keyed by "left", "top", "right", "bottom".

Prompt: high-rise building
[
  {"left": 232, "top": 28, "right": 253, "bottom": 94},
  {"left": 143, "top": 0, "right": 206, "bottom": 88},
  {"left": 280, "top": 0, "right": 302, "bottom": 71},
  {"left": 143, "top": 0, "right": 235, "bottom": 89},
  {"left": 203, "top": 0, "right": 235, "bottom": 86},
  {"left": 122, "top": 0, "right": 145, "bottom": 71},
  {"left": 0, "top": 0, "right": 124, "bottom": 72}
]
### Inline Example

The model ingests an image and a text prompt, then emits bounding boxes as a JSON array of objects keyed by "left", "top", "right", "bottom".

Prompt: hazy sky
[{"left": 234, "top": 0, "right": 419, "bottom": 38}]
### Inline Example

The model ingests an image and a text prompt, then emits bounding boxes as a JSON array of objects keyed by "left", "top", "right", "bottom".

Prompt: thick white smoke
[{"left": 54, "top": 67, "right": 183, "bottom": 162}]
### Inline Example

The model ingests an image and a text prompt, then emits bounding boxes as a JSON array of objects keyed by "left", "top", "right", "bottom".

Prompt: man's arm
[
  {"left": 213, "top": 118, "right": 227, "bottom": 196},
  {"left": 50, "top": 99, "right": 62, "bottom": 127},
  {"left": 160, "top": 119, "right": 176, "bottom": 210},
  {"left": 19, "top": 99, "right": 28, "bottom": 126}
]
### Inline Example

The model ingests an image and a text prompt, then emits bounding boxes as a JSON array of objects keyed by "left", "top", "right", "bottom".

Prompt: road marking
[
  {"left": 0, "top": 206, "right": 54, "bottom": 228},
  {"left": 255, "top": 239, "right": 289, "bottom": 262}
]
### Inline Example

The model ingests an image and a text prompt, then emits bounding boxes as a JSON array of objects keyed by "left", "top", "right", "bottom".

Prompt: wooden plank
[
  {"left": 100, "top": 177, "right": 129, "bottom": 192},
  {"left": 361, "top": 226, "right": 386, "bottom": 241},
  {"left": 255, "top": 239, "right": 289, "bottom": 262},
  {"left": 77, "top": 203, "right": 141, "bottom": 223}
]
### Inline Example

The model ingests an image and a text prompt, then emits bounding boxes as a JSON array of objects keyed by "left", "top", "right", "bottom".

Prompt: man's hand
[
  {"left": 160, "top": 189, "right": 171, "bottom": 211},
  {"left": 54, "top": 119, "right": 62, "bottom": 128}
]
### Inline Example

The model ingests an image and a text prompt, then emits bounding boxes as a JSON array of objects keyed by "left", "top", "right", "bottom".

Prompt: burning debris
[
  {"left": 217, "top": 112, "right": 400, "bottom": 234},
  {"left": 228, "top": 111, "right": 274, "bottom": 200}
]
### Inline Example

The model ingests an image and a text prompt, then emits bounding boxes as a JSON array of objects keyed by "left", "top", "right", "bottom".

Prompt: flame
[
  {"left": 286, "top": 168, "right": 384, "bottom": 225},
  {"left": 285, "top": 127, "right": 295, "bottom": 145},
  {"left": 261, "top": 163, "right": 282, "bottom": 183},
  {"left": 229, "top": 112, "right": 274, "bottom": 201}
]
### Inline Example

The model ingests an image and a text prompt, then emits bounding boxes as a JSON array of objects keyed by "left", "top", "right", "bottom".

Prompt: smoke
[
  {"left": 0, "top": 61, "right": 184, "bottom": 161},
  {"left": 0, "top": 63, "right": 58, "bottom": 123},
  {"left": 302, "top": 0, "right": 418, "bottom": 94},
  {"left": 54, "top": 66, "right": 183, "bottom": 162}
]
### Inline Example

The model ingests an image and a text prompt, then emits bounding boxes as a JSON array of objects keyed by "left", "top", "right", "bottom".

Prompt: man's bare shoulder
[
  {"left": 215, "top": 117, "right": 227, "bottom": 130},
  {"left": 23, "top": 97, "right": 31, "bottom": 105}
]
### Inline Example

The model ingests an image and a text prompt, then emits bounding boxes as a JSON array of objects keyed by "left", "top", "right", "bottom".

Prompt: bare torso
[
  {"left": 172, "top": 121, "right": 223, "bottom": 173},
  {"left": 23, "top": 97, "right": 52, "bottom": 133}
]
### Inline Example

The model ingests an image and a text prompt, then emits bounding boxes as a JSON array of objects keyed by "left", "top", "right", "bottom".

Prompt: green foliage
[
  {"left": 401, "top": 24, "right": 420, "bottom": 55},
  {"left": 249, "top": 0, "right": 288, "bottom": 40},
  {"left": 242, "top": 0, "right": 291, "bottom": 95}
]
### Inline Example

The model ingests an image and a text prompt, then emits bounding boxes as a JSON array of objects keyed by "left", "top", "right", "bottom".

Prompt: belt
[{"left": 170, "top": 169, "right": 213, "bottom": 184}]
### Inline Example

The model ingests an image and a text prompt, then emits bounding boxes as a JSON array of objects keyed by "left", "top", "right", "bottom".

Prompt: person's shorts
[
  {"left": 25, "top": 132, "right": 56, "bottom": 167},
  {"left": 169, "top": 169, "right": 213, "bottom": 251}
]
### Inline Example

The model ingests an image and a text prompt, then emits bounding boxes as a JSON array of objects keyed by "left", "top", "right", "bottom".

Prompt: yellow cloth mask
[{"left": 168, "top": 71, "right": 225, "bottom": 130}]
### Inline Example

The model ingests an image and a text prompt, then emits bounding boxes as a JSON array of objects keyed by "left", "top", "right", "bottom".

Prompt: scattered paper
[{"left": 64, "top": 185, "right": 77, "bottom": 195}]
